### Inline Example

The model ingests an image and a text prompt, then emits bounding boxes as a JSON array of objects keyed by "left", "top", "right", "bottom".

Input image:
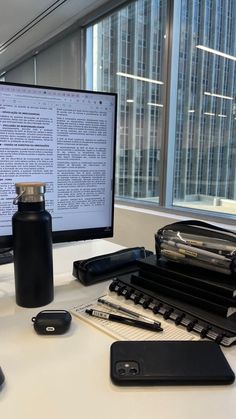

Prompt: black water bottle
[{"left": 12, "top": 182, "right": 54, "bottom": 307}]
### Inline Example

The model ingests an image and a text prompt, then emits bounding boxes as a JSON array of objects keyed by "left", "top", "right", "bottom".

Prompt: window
[
  {"left": 172, "top": 0, "right": 236, "bottom": 216},
  {"left": 86, "top": 0, "right": 236, "bottom": 219},
  {"left": 87, "top": 0, "right": 167, "bottom": 203}
]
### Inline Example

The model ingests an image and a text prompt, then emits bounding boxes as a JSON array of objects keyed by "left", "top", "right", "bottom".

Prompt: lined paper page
[{"left": 71, "top": 293, "right": 199, "bottom": 341}]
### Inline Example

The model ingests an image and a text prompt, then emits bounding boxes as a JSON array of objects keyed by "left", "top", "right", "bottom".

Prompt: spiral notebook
[{"left": 108, "top": 274, "right": 236, "bottom": 347}]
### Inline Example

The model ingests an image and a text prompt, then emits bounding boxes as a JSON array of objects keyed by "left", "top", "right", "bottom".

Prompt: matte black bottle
[{"left": 12, "top": 182, "right": 54, "bottom": 308}]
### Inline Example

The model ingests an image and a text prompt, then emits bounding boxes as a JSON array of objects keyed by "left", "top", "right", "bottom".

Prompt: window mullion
[{"left": 160, "top": 0, "right": 181, "bottom": 207}]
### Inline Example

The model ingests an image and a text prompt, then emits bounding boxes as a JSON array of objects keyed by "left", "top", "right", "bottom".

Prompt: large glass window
[
  {"left": 87, "top": 0, "right": 236, "bottom": 218},
  {"left": 173, "top": 0, "right": 236, "bottom": 216},
  {"left": 87, "top": 0, "right": 167, "bottom": 203}
]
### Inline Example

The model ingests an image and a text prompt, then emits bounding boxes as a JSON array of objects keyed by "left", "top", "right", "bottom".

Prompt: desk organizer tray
[{"left": 109, "top": 268, "right": 236, "bottom": 347}]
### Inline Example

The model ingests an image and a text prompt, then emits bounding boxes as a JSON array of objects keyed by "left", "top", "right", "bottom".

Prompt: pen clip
[{"left": 98, "top": 297, "right": 161, "bottom": 327}]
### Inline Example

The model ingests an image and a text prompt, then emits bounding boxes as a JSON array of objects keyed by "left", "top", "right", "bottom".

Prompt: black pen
[
  {"left": 85, "top": 309, "right": 163, "bottom": 332},
  {"left": 98, "top": 297, "right": 162, "bottom": 327}
]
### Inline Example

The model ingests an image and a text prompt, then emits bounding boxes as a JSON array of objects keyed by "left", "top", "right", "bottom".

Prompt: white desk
[{"left": 0, "top": 240, "right": 236, "bottom": 419}]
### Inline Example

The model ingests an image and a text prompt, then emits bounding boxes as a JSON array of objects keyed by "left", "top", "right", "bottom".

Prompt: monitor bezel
[{"left": 0, "top": 81, "right": 117, "bottom": 249}]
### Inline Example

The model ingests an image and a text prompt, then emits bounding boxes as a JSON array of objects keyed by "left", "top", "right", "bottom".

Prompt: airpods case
[{"left": 32, "top": 310, "right": 72, "bottom": 335}]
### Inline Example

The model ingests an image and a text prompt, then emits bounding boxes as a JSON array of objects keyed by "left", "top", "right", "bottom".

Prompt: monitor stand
[{"left": 0, "top": 248, "right": 13, "bottom": 265}]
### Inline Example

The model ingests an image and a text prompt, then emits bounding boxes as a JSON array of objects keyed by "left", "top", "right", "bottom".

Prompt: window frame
[{"left": 83, "top": 0, "right": 236, "bottom": 226}]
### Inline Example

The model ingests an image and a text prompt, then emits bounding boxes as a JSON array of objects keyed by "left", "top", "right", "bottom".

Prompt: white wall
[{"left": 108, "top": 204, "right": 188, "bottom": 252}]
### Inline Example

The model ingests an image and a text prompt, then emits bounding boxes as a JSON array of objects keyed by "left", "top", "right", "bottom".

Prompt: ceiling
[{"left": 0, "top": 0, "right": 110, "bottom": 72}]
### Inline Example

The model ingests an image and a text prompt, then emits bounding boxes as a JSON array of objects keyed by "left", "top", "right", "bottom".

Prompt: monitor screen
[{"left": 0, "top": 82, "right": 117, "bottom": 249}]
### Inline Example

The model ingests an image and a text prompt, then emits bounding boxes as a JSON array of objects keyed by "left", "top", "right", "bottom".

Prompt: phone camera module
[
  {"left": 116, "top": 361, "right": 140, "bottom": 376},
  {"left": 129, "top": 368, "right": 138, "bottom": 375},
  {"left": 118, "top": 368, "right": 126, "bottom": 375}
]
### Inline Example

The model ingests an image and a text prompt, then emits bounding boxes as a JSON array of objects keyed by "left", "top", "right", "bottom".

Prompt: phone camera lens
[
  {"left": 129, "top": 368, "right": 138, "bottom": 375},
  {"left": 118, "top": 368, "right": 126, "bottom": 375}
]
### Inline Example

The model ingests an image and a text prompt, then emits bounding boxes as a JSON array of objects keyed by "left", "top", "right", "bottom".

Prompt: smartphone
[{"left": 110, "top": 340, "right": 235, "bottom": 386}]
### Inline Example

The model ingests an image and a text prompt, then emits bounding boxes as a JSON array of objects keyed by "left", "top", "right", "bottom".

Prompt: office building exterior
[{"left": 90, "top": 0, "right": 236, "bottom": 211}]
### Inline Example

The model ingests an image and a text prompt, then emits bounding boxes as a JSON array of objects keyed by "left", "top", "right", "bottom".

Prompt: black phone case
[{"left": 110, "top": 340, "right": 235, "bottom": 386}]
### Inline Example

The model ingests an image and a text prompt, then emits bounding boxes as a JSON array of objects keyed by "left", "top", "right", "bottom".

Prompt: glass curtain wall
[
  {"left": 173, "top": 0, "right": 236, "bottom": 215},
  {"left": 87, "top": 0, "right": 167, "bottom": 203},
  {"left": 87, "top": 0, "right": 236, "bottom": 217}
]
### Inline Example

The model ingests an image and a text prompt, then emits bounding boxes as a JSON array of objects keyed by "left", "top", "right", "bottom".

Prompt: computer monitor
[{"left": 0, "top": 82, "right": 117, "bottom": 249}]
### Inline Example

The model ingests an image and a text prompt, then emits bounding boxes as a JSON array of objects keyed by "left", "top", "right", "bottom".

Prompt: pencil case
[
  {"left": 73, "top": 247, "right": 153, "bottom": 285},
  {"left": 155, "top": 220, "right": 236, "bottom": 276}
]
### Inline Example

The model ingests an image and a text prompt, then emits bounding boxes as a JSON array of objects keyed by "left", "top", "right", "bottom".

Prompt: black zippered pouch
[
  {"left": 72, "top": 247, "right": 153, "bottom": 285},
  {"left": 155, "top": 220, "right": 236, "bottom": 276}
]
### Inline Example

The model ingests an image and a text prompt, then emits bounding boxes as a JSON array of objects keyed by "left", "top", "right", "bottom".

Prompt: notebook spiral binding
[{"left": 109, "top": 279, "right": 235, "bottom": 347}]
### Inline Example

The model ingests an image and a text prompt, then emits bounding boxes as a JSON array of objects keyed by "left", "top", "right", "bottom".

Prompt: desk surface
[{"left": 0, "top": 240, "right": 236, "bottom": 419}]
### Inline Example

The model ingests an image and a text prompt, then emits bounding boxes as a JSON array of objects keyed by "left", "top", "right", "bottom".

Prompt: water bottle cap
[{"left": 14, "top": 182, "right": 46, "bottom": 204}]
